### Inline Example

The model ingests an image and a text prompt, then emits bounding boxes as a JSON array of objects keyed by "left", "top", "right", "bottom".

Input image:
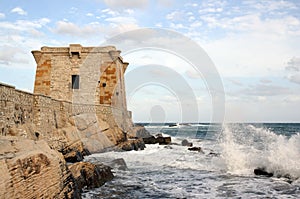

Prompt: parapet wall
[{"left": 0, "top": 82, "right": 134, "bottom": 151}]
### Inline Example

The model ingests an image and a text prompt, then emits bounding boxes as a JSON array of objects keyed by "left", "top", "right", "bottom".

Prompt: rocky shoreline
[{"left": 0, "top": 125, "right": 150, "bottom": 199}]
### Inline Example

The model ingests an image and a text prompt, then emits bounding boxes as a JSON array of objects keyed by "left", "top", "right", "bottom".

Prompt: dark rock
[
  {"left": 156, "top": 133, "right": 163, "bottom": 138},
  {"left": 207, "top": 152, "right": 220, "bottom": 157},
  {"left": 181, "top": 139, "right": 193, "bottom": 147},
  {"left": 143, "top": 135, "right": 171, "bottom": 145},
  {"left": 143, "top": 136, "right": 157, "bottom": 144},
  {"left": 64, "top": 151, "right": 84, "bottom": 163},
  {"left": 118, "top": 138, "right": 145, "bottom": 151},
  {"left": 159, "top": 136, "right": 171, "bottom": 145},
  {"left": 69, "top": 162, "right": 114, "bottom": 191},
  {"left": 60, "top": 141, "right": 86, "bottom": 163},
  {"left": 188, "top": 147, "right": 202, "bottom": 152},
  {"left": 254, "top": 168, "right": 274, "bottom": 177},
  {"left": 164, "top": 145, "right": 173, "bottom": 149}
]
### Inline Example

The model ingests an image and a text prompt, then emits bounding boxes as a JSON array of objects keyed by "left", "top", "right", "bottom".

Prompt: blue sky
[{"left": 1, "top": 0, "right": 300, "bottom": 122}]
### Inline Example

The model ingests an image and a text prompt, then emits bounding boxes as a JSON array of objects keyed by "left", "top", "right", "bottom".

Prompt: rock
[
  {"left": 188, "top": 147, "right": 202, "bottom": 152},
  {"left": 157, "top": 136, "right": 171, "bottom": 145},
  {"left": 181, "top": 139, "right": 193, "bottom": 147},
  {"left": 254, "top": 168, "right": 274, "bottom": 177},
  {"left": 118, "top": 138, "right": 145, "bottom": 151},
  {"left": 127, "top": 126, "right": 151, "bottom": 138},
  {"left": 0, "top": 138, "right": 81, "bottom": 199},
  {"left": 143, "top": 136, "right": 157, "bottom": 144},
  {"left": 164, "top": 145, "right": 173, "bottom": 149},
  {"left": 68, "top": 162, "right": 114, "bottom": 191},
  {"left": 60, "top": 140, "right": 85, "bottom": 163},
  {"left": 105, "top": 158, "right": 128, "bottom": 171},
  {"left": 143, "top": 135, "right": 172, "bottom": 145},
  {"left": 156, "top": 133, "right": 163, "bottom": 138}
]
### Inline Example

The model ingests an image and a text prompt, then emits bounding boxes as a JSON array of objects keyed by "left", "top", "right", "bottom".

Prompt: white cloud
[
  {"left": 0, "top": 13, "right": 5, "bottom": 19},
  {"left": 105, "top": 16, "right": 137, "bottom": 24},
  {"left": 103, "top": 0, "right": 148, "bottom": 9},
  {"left": 101, "top": 8, "right": 120, "bottom": 16},
  {"left": 53, "top": 21, "right": 102, "bottom": 37},
  {"left": 166, "top": 11, "right": 183, "bottom": 21},
  {"left": 286, "top": 57, "right": 300, "bottom": 71},
  {"left": 11, "top": 7, "right": 27, "bottom": 15},
  {"left": 0, "top": 45, "right": 28, "bottom": 65},
  {"left": 288, "top": 73, "right": 300, "bottom": 84},
  {"left": 86, "top": 13, "right": 94, "bottom": 17}
]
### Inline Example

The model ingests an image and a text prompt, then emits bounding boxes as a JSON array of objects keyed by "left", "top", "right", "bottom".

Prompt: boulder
[
  {"left": 118, "top": 138, "right": 145, "bottom": 151},
  {"left": 127, "top": 126, "right": 151, "bottom": 138},
  {"left": 143, "top": 135, "right": 172, "bottom": 145},
  {"left": 254, "top": 168, "right": 274, "bottom": 177},
  {"left": 0, "top": 138, "right": 81, "bottom": 199},
  {"left": 181, "top": 139, "right": 193, "bottom": 147},
  {"left": 68, "top": 162, "right": 114, "bottom": 191},
  {"left": 156, "top": 136, "right": 171, "bottom": 145},
  {"left": 105, "top": 158, "right": 128, "bottom": 171},
  {"left": 188, "top": 147, "right": 202, "bottom": 152},
  {"left": 143, "top": 136, "right": 157, "bottom": 144}
]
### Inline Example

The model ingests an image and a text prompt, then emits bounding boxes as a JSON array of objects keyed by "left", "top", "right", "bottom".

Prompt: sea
[{"left": 82, "top": 123, "right": 300, "bottom": 198}]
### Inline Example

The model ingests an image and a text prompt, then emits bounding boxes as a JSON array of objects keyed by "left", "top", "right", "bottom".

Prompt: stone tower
[{"left": 32, "top": 44, "right": 129, "bottom": 110}]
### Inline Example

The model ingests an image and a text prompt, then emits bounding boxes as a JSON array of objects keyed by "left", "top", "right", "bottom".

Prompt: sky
[{"left": 0, "top": 0, "right": 300, "bottom": 123}]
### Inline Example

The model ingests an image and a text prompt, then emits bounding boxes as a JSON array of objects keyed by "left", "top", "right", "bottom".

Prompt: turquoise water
[{"left": 83, "top": 123, "right": 300, "bottom": 198}]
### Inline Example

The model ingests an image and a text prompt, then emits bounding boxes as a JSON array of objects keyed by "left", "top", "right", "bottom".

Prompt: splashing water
[{"left": 220, "top": 124, "right": 300, "bottom": 179}]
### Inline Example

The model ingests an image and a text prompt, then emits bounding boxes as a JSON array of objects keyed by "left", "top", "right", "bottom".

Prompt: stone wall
[{"left": 0, "top": 82, "right": 134, "bottom": 152}]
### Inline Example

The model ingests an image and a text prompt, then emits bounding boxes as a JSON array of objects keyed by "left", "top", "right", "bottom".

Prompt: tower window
[{"left": 72, "top": 75, "right": 79, "bottom": 89}]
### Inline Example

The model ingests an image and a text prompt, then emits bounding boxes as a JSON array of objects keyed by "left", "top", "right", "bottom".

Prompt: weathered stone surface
[
  {"left": 68, "top": 162, "right": 114, "bottom": 191},
  {"left": 0, "top": 138, "right": 81, "bottom": 199},
  {"left": 118, "top": 138, "right": 145, "bottom": 151},
  {"left": 127, "top": 126, "right": 151, "bottom": 138}
]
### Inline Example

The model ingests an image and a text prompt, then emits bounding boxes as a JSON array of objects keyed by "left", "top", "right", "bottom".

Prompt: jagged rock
[
  {"left": 68, "top": 162, "right": 114, "bottom": 191},
  {"left": 188, "top": 147, "right": 202, "bottom": 152},
  {"left": 127, "top": 126, "right": 151, "bottom": 138},
  {"left": 0, "top": 138, "right": 81, "bottom": 199},
  {"left": 181, "top": 139, "right": 193, "bottom": 147},
  {"left": 254, "top": 168, "right": 274, "bottom": 177},
  {"left": 143, "top": 135, "right": 171, "bottom": 145},
  {"left": 118, "top": 138, "right": 145, "bottom": 151},
  {"left": 60, "top": 140, "right": 86, "bottom": 163},
  {"left": 157, "top": 136, "right": 171, "bottom": 145}
]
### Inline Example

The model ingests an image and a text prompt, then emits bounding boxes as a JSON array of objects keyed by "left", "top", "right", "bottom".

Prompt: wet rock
[
  {"left": 69, "top": 162, "right": 114, "bottom": 191},
  {"left": 143, "top": 136, "right": 157, "bottom": 144},
  {"left": 157, "top": 136, "right": 171, "bottom": 145},
  {"left": 118, "top": 138, "right": 145, "bottom": 151},
  {"left": 181, "top": 139, "right": 193, "bottom": 147},
  {"left": 60, "top": 141, "right": 85, "bottom": 163},
  {"left": 254, "top": 168, "right": 274, "bottom": 177},
  {"left": 188, "top": 147, "right": 202, "bottom": 152},
  {"left": 143, "top": 135, "right": 172, "bottom": 145},
  {"left": 106, "top": 158, "right": 128, "bottom": 171}
]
